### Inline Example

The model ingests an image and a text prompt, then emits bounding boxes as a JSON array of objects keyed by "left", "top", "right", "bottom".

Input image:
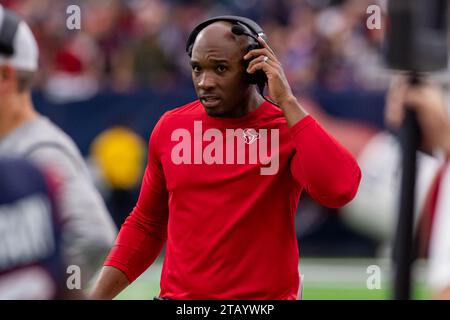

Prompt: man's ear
[
  {"left": 0, "top": 65, "right": 15, "bottom": 80},
  {"left": 0, "top": 65, "right": 16, "bottom": 94}
]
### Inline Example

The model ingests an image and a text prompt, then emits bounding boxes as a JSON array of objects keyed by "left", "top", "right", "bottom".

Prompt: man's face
[{"left": 190, "top": 22, "right": 251, "bottom": 117}]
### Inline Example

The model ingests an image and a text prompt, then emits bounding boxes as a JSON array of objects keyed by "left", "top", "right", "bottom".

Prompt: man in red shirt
[{"left": 91, "top": 16, "right": 361, "bottom": 300}]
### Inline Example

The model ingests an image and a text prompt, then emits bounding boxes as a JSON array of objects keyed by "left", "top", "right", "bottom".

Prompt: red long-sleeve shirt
[{"left": 104, "top": 100, "right": 361, "bottom": 299}]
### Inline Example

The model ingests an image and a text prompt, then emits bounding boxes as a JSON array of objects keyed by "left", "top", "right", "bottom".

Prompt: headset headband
[
  {"left": 185, "top": 15, "right": 267, "bottom": 56},
  {"left": 0, "top": 8, "right": 21, "bottom": 56}
]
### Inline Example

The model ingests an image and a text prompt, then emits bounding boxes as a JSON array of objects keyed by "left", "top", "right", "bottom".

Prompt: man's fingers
[
  {"left": 247, "top": 61, "right": 268, "bottom": 74},
  {"left": 247, "top": 55, "right": 269, "bottom": 69},
  {"left": 244, "top": 48, "right": 277, "bottom": 62},
  {"left": 257, "top": 36, "right": 275, "bottom": 55},
  {"left": 247, "top": 55, "right": 276, "bottom": 74}
]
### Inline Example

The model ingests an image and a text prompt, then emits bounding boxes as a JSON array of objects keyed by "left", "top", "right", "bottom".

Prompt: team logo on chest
[{"left": 243, "top": 129, "right": 260, "bottom": 145}]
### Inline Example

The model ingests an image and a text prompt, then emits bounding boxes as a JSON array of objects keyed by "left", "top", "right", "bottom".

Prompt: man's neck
[
  {"left": 247, "top": 91, "right": 265, "bottom": 113},
  {"left": 0, "top": 93, "right": 39, "bottom": 139},
  {"left": 228, "top": 90, "right": 265, "bottom": 118}
]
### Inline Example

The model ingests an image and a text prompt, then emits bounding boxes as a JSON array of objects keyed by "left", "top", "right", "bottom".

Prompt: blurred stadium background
[{"left": 1, "top": 0, "right": 445, "bottom": 299}]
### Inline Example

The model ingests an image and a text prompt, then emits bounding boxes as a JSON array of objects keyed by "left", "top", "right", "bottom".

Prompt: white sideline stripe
[{"left": 133, "top": 259, "right": 428, "bottom": 285}]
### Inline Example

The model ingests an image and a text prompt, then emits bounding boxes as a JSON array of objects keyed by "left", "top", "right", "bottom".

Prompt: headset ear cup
[
  {"left": 245, "top": 44, "right": 258, "bottom": 84},
  {"left": 244, "top": 44, "right": 256, "bottom": 84},
  {"left": 245, "top": 44, "right": 268, "bottom": 88}
]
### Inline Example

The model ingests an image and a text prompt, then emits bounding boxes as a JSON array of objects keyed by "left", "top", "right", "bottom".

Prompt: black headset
[
  {"left": 185, "top": 15, "right": 268, "bottom": 94},
  {"left": 0, "top": 7, "right": 21, "bottom": 56}
]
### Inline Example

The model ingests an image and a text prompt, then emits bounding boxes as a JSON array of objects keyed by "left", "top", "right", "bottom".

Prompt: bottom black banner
[{"left": 1, "top": 300, "right": 448, "bottom": 319}]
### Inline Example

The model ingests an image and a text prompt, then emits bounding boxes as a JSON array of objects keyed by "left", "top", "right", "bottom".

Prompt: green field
[{"left": 112, "top": 258, "right": 431, "bottom": 300}]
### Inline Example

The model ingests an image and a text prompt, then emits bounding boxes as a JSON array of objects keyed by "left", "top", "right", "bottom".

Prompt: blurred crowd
[{"left": 0, "top": 0, "right": 389, "bottom": 103}]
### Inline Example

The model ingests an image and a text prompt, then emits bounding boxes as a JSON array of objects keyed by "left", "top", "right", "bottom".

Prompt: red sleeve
[
  {"left": 104, "top": 115, "right": 169, "bottom": 283},
  {"left": 289, "top": 115, "right": 361, "bottom": 208}
]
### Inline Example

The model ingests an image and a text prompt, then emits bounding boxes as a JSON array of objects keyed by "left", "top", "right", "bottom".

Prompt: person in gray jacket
[{"left": 0, "top": 6, "right": 117, "bottom": 289}]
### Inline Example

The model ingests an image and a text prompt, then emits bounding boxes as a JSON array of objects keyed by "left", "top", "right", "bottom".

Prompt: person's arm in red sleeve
[
  {"left": 91, "top": 115, "right": 169, "bottom": 299},
  {"left": 289, "top": 113, "right": 362, "bottom": 208},
  {"left": 244, "top": 36, "right": 361, "bottom": 208}
]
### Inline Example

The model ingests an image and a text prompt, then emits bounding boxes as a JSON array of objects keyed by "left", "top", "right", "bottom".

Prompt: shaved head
[{"left": 192, "top": 21, "right": 250, "bottom": 57}]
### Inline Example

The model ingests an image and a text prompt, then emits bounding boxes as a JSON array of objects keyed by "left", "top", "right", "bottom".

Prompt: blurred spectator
[
  {"left": 0, "top": 157, "right": 68, "bottom": 299},
  {"left": 45, "top": 33, "right": 103, "bottom": 102},
  {"left": 385, "top": 77, "right": 450, "bottom": 299},
  {"left": 0, "top": 5, "right": 117, "bottom": 289}
]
